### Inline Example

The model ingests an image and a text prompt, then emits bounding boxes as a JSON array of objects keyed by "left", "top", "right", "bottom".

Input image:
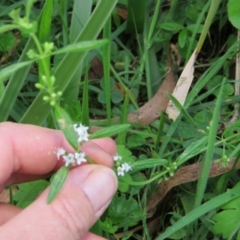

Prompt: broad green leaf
[
  {"left": 90, "top": 124, "right": 130, "bottom": 139},
  {"left": 131, "top": 158, "right": 167, "bottom": 172},
  {"left": 159, "top": 22, "right": 184, "bottom": 32},
  {"left": 178, "top": 28, "right": 188, "bottom": 48},
  {"left": 108, "top": 194, "right": 142, "bottom": 227},
  {"left": 178, "top": 121, "right": 196, "bottom": 139},
  {"left": 47, "top": 166, "right": 69, "bottom": 204},
  {"left": 100, "top": 218, "right": 118, "bottom": 234},
  {"left": 126, "top": 0, "right": 146, "bottom": 34},
  {"left": 111, "top": 89, "right": 123, "bottom": 104},
  {"left": 212, "top": 197, "right": 240, "bottom": 239},
  {"left": 118, "top": 174, "right": 130, "bottom": 193},
  {"left": 228, "top": 0, "right": 240, "bottom": 29},
  {"left": 53, "top": 39, "right": 108, "bottom": 55},
  {"left": 185, "top": 4, "right": 200, "bottom": 22},
  {"left": 54, "top": 106, "right": 78, "bottom": 150},
  {"left": 13, "top": 180, "right": 48, "bottom": 208},
  {"left": 186, "top": 24, "right": 203, "bottom": 33},
  {"left": 0, "top": 32, "right": 16, "bottom": 52}
]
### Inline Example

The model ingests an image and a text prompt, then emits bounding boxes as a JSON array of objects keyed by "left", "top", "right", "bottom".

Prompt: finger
[
  {"left": 6, "top": 139, "right": 116, "bottom": 185},
  {"left": 0, "top": 122, "right": 71, "bottom": 188},
  {"left": 89, "top": 138, "right": 117, "bottom": 155},
  {"left": 81, "top": 141, "right": 116, "bottom": 168},
  {"left": 0, "top": 122, "right": 116, "bottom": 187},
  {"left": 0, "top": 165, "right": 118, "bottom": 240},
  {"left": 82, "top": 232, "right": 107, "bottom": 240},
  {"left": 0, "top": 203, "right": 21, "bottom": 226}
]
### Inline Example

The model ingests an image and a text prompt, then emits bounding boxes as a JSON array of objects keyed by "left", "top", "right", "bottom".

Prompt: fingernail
[{"left": 82, "top": 168, "right": 117, "bottom": 212}]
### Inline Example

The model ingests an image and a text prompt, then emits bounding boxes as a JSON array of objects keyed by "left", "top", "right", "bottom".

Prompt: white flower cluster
[
  {"left": 56, "top": 124, "right": 89, "bottom": 167},
  {"left": 56, "top": 124, "right": 132, "bottom": 176},
  {"left": 57, "top": 148, "right": 87, "bottom": 167},
  {"left": 114, "top": 153, "right": 132, "bottom": 176},
  {"left": 73, "top": 124, "right": 89, "bottom": 143}
]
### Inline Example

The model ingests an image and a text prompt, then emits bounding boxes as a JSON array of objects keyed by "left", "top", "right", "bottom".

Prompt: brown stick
[
  {"left": 90, "top": 53, "right": 175, "bottom": 132},
  {"left": 147, "top": 158, "right": 240, "bottom": 217}
]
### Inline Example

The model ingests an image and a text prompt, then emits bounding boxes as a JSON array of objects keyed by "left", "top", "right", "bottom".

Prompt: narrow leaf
[
  {"left": 156, "top": 184, "right": 240, "bottom": 240},
  {"left": 131, "top": 158, "right": 167, "bottom": 172},
  {"left": 90, "top": 124, "right": 131, "bottom": 139},
  {"left": 47, "top": 166, "right": 69, "bottom": 203},
  {"left": 0, "top": 61, "right": 33, "bottom": 83},
  {"left": 176, "top": 136, "right": 208, "bottom": 165},
  {"left": 53, "top": 40, "right": 108, "bottom": 55}
]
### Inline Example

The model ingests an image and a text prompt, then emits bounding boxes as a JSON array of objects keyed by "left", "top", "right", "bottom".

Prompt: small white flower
[
  {"left": 56, "top": 147, "right": 66, "bottom": 160},
  {"left": 74, "top": 152, "right": 87, "bottom": 165},
  {"left": 63, "top": 153, "right": 75, "bottom": 167},
  {"left": 121, "top": 163, "right": 132, "bottom": 172},
  {"left": 73, "top": 124, "right": 89, "bottom": 134},
  {"left": 117, "top": 166, "right": 125, "bottom": 176},
  {"left": 77, "top": 132, "right": 89, "bottom": 143},
  {"left": 73, "top": 124, "right": 89, "bottom": 143},
  {"left": 113, "top": 153, "right": 122, "bottom": 162}
]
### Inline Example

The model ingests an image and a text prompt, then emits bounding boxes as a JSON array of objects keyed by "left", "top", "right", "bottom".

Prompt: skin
[{"left": 0, "top": 122, "right": 118, "bottom": 240}]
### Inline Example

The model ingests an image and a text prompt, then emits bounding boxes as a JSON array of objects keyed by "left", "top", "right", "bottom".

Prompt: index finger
[{"left": 0, "top": 122, "right": 116, "bottom": 188}]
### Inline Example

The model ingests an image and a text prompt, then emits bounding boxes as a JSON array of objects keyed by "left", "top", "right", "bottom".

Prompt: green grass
[{"left": 1, "top": 0, "right": 240, "bottom": 239}]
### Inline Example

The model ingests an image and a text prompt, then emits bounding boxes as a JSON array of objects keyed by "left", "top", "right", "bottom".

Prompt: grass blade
[
  {"left": 20, "top": 0, "right": 117, "bottom": 125},
  {"left": 156, "top": 184, "right": 240, "bottom": 240},
  {"left": 194, "top": 78, "right": 226, "bottom": 208}
]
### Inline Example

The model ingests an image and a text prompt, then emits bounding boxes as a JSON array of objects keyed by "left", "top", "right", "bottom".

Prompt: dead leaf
[{"left": 166, "top": 50, "right": 196, "bottom": 120}]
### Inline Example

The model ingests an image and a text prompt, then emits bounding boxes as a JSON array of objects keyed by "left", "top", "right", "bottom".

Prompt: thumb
[{"left": 0, "top": 165, "right": 118, "bottom": 240}]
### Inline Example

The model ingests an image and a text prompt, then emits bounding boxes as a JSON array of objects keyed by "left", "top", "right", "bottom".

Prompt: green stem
[
  {"left": 196, "top": 0, "right": 222, "bottom": 54},
  {"left": 127, "top": 170, "right": 168, "bottom": 186},
  {"left": 31, "top": 33, "right": 51, "bottom": 80}
]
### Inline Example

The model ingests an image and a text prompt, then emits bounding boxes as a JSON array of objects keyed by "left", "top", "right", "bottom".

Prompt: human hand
[{"left": 0, "top": 122, "right": 118, "bottom": 240}]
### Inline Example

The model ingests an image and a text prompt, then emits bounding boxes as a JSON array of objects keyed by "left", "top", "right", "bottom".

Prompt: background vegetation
[{"left": 0, "top": 0, "right": 240, "bottom": 239}]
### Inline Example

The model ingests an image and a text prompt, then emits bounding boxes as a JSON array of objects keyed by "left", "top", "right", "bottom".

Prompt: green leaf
[
  {"left": 53, "top": 39, "right": 108, "bottom": 55},
  {"left": 54, "top": 106, "right": 78, "bottom": 150},
  {"left": 13, "top": 180, "right": 48, "bottom": 208},
  {"left": 228, "top": 0, "right": 240, "bottom": 29},
  {"left": 130, "top": 158, "right": 167, "bottom": 172},
  {"left": 212, "top": 197, "right": 240, "bottom": 238},
  {"left": 176, "top": 136, "right": 208, "bottom": 165},
  {"left": 118, "top": 174, "right": 131, "bottom": 192},
  {"left": 0, "top": 32, "right": 16, "bottom": 52},
  {"left": 20, "top": 0, "right": 118, "bottom": 125},
  {"left": 90, "top": 124, "right": 130, "bottom": 139},
  {"left": 159, "top": 22, "right": 184, "bottom": 32},
  {"left": 178, "top": 28, "right": 188, "bottom": 48},
  {"left": 168, "top": 93, "right": 196, "bottom": 126},
  {"left": 178, "top": 121, "right": 196, "bottom": 139},
  {"left": 0, "top": 61, "right": 33, "bottom": 83},
  {"left": 126, "top": 0, "right": 146, "bottom": 34},
  {"left": 111, "top": 89, "right": 123, "bottom": 104},
  {"left": 0, "top": 24, "right": 18, "bottom": 34},
  {"left": 156, "top": 184, "right": 240, "bottom": 240},
  {"left": 0, "top": 82, "right": 5, "bottom": 99},
  {"left": 47, "top": 166, "right": 69, "bottom": 204},
  {"left": 108, "top": 194, "right": 142, "bottom": 227},
  {"left": 185, "top": 4, "right": 200, "bottom": 21}
]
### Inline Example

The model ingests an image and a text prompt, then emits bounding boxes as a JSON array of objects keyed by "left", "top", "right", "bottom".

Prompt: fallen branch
[{"left": 147, "top": 158, "right": 240, "bottom": 217}]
